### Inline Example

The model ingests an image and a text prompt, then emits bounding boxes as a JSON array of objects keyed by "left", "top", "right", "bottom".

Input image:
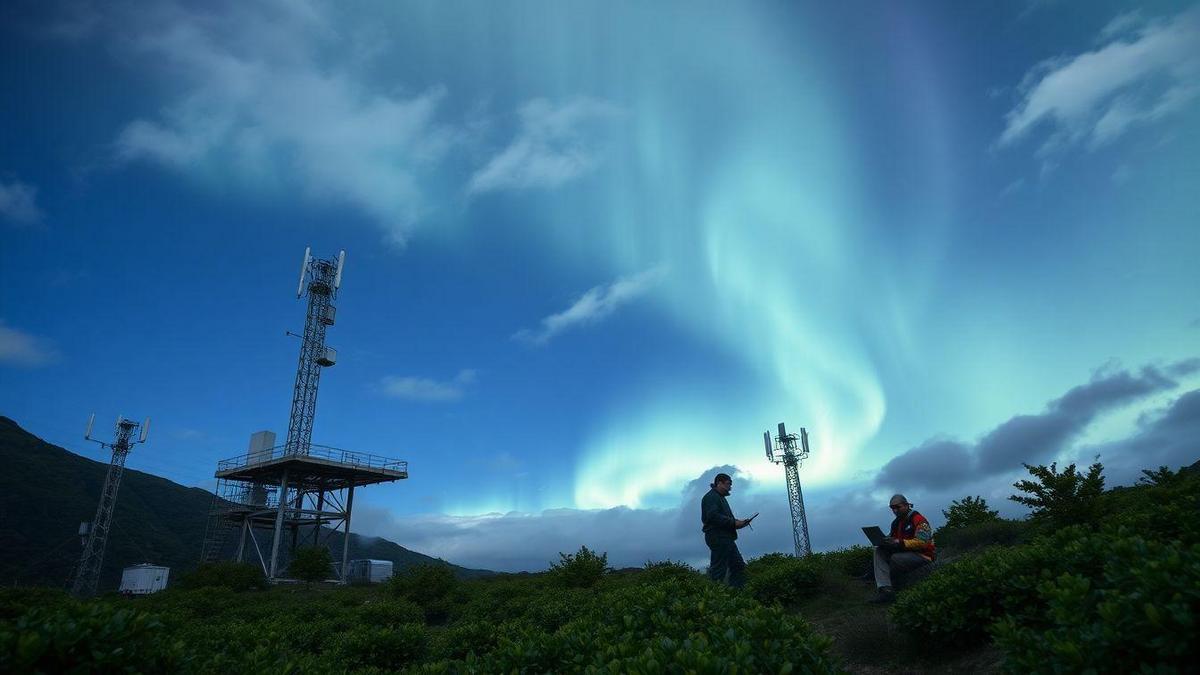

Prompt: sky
[{"left": 1, "top": 0, "right": 1198, "bottom": 572}]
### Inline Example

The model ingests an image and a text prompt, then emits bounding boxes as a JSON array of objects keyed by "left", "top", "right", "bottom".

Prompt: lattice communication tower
[
  {"left": 71, "top": 414, "right": 150, "bottom": 596},
  {"left": 200, "top": 248, "right": 408, "bottom": 583},
  {"left": 763, "top": 421, "right": 812, "bottom": 557}
]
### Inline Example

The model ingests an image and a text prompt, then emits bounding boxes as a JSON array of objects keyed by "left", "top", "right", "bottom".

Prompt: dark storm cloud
[
  {"left": 1078, "top": 388, "right": 1200, "bottom": 484},
  {"left": 878, "top": 361, "right": 1191, "bottom": 490},
  {"left": 876, "top": 439, "right": 973, "bottom": 491}
]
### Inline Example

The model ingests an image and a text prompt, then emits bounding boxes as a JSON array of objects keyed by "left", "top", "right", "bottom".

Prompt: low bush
[
  {"left": 746, "top": 552, "right": 822, "bottom": 606},
  {"left": 356, "top": 597, "right": 424, "bottom": 627},
  {"left": 0, "top": 602, "right": 190, "bottom": 673},
  {"left": 330, "top": 623, "right": 428, "bottom": 670},
  {"left": 935, "top": 518, "right": 1028, "bottom": 554},
  {"left": 992, "top": 538, "right": 1200, "bottom": 673},
  {"left": 387, "top": 563, "right": 458, "bottom": 603},
  {"left": 175, "top": 561, "right": 267, "bottom": 592},
  {"left": 419, "top": 578, "right": 843, "bottom": 674},
  {"left": 812, "top": 546, "right": 874, "bottom": 577},
  {"left": 548, "top": 545, "right": 610, "bottom": 589}
]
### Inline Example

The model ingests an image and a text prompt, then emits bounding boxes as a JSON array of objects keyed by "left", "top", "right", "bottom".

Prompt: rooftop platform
[{"left": 215, "top": 443, "right": 408, "bottom": 490}]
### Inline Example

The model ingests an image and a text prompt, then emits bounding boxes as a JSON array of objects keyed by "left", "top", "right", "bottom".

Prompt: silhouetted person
[
  {"left": 869, "top": 493, "right": 936, "bottom": 603},
  {"left": 701, "top": 472, "right": 752, "bottom": 588}
]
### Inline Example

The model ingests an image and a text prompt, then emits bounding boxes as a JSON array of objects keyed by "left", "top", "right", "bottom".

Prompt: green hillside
[{"left": 0, "top": 416, "right": 489, "bottom": 590}]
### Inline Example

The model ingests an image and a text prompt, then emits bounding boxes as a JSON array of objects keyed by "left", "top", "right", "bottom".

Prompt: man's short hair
[
  {"left": 712, "top": 472, "right": 733, "bottom": 487},
  {"left": 889, "top": 494, "right": 910, "bottom": 507}
]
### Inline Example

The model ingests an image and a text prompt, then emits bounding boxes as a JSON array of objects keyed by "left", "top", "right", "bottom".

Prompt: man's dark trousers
[{"left": 705, "top": 533, "right": 746, "bottom": 588}]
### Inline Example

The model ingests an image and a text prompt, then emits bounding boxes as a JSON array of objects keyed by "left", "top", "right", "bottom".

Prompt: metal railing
[{"left": 217, "top": 443, "right": 407, "bottom": 474}]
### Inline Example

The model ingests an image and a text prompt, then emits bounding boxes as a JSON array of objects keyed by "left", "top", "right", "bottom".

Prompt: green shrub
[
  {"left": 935, "top": 518, "right": 1028, "bottom": 554},
  {"left": 1010, "top": 461, "right": 1105, "bottom": 531},
  {"left": 637, "top": 559, "right": 702, "bottom": 584},
  {"left": 0, "top": 587, "right": 72, "bottom": 621},
  {"left": 175, "top": 561, "right": 267, "bottom": 591},
  {"left": 330, "top": 623, "right": 427, "bottom": 670},
  {"left": 548, "top": 545, "right": 610, "bottom": 589},
  {"left": 746, "top": 552, "right": 822, "bottom": 606},
  {"left": 418, "top": 579, "right": 843, "bottom": 674},
  {"left": 992, "top": 538, "right": 1200, "bottom": 673},
  {"left": 0, "top": 602, "right": 190, "bottom": 673},
  {"left": 288, "top": 546, "right": 334, "bottom": 584},
  {"left": 812, "top": 546, "right": 874, "bottom": 577},
  {"left": 388, "top": 563, "right": 458, "bottom": 603},
  {"left": 942, "top": 495, "right": 1001, "bottom": 530},
  {"left": 356, "top": 597, "right": 425, "bottom": 627}
]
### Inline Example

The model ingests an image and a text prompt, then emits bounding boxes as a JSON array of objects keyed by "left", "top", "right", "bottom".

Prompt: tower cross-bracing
[
  {"left": 763, "top": 421, "right": 813, "bottom": 557},
  {"left": 72, "top": 415, "right": 149, "bottom": 596},
  {"left": 201, "top": 248, "right": 408, "bottom": 583}
]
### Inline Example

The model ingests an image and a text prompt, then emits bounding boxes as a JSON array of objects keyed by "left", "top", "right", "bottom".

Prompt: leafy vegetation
[
  {"left": 289, "top": 546, "right": 334, "bottom": 584},
  {"left": 548, "top": 545, "right": 610, "bottom": 588},
  {"left": 1009, "top": 460, "right": 1105, "bottom": 530},
  {"left": 176, "top": 561, "right": 267, "bottom": 591},
  {"left": 941, "top": 495, "right": 1000, "bottom": 530}
]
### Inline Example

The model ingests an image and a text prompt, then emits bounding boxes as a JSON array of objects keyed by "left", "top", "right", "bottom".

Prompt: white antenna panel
[
  {"left": 140, "top": 417, "right": 151, "bottom": 443},
  {"left": 334, "top": 250, "right": 345, "bottom": 289},
  {"left": 763, "top": 431, "right": 773, "bottom": 461},
  {"left": 296, "top": 246, "right": 311, "bottom": 298},
  {"left": 85, "top": 413, "right": 95, "bottom": 439}
]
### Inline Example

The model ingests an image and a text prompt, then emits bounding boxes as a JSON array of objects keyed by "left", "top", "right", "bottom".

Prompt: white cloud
[
  {"left": 379, "top": 369, "right": 476, "bottom": 402},
  {"left": 64, "top": 0, "right": 467, "bottom": 245},
  {"left": 0, "top": 321, "right": 58, "bottom": 367},
  {"left": 468, "top": 97, "right": 622, "bottom": 195},
  {"left": 513, "top": 266, "right": 664, "bottom": 347},
  {"left": 0, "top": 178, "right": 44, "bottom": 225},
  {"left": 999, "top": 6, "right": 1200, "bottom": 153}
]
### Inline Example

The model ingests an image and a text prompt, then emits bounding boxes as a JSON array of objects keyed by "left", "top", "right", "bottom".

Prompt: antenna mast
[
  {"left": 285, "top": 249, "right": 344, "bottom": 455},
  {"left": 763, "top": 422, "right": 813, "bottom": 557},
  {"left": 71, "top": 414, "right": 149, "bottom": 596}
]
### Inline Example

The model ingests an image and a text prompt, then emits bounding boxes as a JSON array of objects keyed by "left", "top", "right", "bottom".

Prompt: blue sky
[{"left": 2, "top": 0, "right": 1198, "bottom": 571}]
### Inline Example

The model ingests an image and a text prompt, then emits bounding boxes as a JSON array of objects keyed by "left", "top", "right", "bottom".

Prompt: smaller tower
[
  {"left": 763, "top": 422, "right": 812, "bottom": 557},
  {"left": 71, "top": 414, "right": 149, "bottom": 596}
]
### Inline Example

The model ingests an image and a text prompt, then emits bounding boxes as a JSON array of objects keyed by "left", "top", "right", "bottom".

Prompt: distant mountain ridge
[{"left": 0, "top": 416, "right": 491, "bottom": 590}]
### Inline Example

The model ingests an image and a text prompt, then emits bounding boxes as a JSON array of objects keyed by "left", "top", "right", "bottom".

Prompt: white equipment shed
[
  {"left": 119, "top": 563, "right": 170, "bottom": 595},
  {"left": 347, "top": 559, "right": 394, "bottom": 583}
]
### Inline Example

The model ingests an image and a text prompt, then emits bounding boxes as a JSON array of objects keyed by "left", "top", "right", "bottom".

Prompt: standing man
[
  {"left": 701, "top": 472, "right": 753, "bottom": 588},
  {"left": 869, "top": 493, "right": 936, "bottom": 603}
]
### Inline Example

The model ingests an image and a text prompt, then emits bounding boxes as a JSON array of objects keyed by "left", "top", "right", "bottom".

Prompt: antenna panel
[
  {"left": 296, "top": 247, "right": 311, "bottom": 298},
  {"left": 763, "top": 431, "right": 773, "bottom": 461},
  {"left": 800, "top": 428, "right": 809, "bottom": 454},
  {"left": 777, "top": 421, "right": 787, "bottom": 439},
  {"left": 85, "top": 413, "right": 95, "bottom": 439},
  {"left": 140, "top": 417, "right": 151, "bottom": 443},
  {"left": 334, "top": 250, "right": 345, "bottom": 289}
]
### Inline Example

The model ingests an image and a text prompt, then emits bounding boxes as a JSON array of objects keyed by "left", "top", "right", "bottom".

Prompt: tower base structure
[{"left": 201, "top": 442, "right": 407, "bottom": 582}]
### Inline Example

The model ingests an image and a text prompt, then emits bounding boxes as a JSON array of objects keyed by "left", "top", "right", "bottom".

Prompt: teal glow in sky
[{"left": 2, "top": 1, "right": 1198, "bottom": 570}]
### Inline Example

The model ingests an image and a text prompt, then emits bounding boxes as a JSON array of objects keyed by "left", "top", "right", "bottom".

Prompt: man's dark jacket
[{"left": 701, "top": 488, "right": 738, "bottom": 540}]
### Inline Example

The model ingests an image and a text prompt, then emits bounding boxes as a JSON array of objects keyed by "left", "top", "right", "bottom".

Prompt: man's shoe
[{"left": 867, "top": 587, "right": 895, "bottom": 604}]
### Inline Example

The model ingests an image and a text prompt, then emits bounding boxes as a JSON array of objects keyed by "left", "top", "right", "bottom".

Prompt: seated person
[{"left": 869, "top": 493, "right": 935, "bottom": 603}]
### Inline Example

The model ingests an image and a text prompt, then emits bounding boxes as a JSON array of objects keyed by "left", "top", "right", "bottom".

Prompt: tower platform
[{"left": 215, "top": 443, "right": 408, "bottom": 489}]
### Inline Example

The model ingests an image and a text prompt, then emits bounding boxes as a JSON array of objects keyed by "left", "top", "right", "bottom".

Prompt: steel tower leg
[
  {"left": 340, "top": 485, "right": 355, "bottom": 584},
  {"left": 269, "top": 469, "right": 290, "bottom": 579}
]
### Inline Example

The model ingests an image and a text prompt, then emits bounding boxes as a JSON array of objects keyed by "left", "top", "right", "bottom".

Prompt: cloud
[
  {"left": 0, "top": 178, "right": 44, "bottom": 225},
  {"left": 55, "top": 0, "right": 467, "bottom": 244},
  {"left": 1078, "top": 388, "right": 1200, "bottom": 484},
  {"left": 513, "top": 267, "right": 664, "bottom": 346},
  {"left": 355, "top": 465, "right": 841, "bottom": 572},
  {"left": 877, "top": 361, "right": 1189, "bottom": 489},
  {"left": 0, "top": 321, "right": 59, "bottom": 367},
  {"left": 379, "top": 369, "right": 476, "bottom": 402},
  {"left": 999, "top": 7, "right": 1200, "bottom": 153},
  {"left": 468, "top": 97, "right": 623, "bottom": 195}
]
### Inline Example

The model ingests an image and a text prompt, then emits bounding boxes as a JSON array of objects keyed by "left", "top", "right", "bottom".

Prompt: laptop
[{"left": 861, "top": 526, "right": 888, "bottom": 546}]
